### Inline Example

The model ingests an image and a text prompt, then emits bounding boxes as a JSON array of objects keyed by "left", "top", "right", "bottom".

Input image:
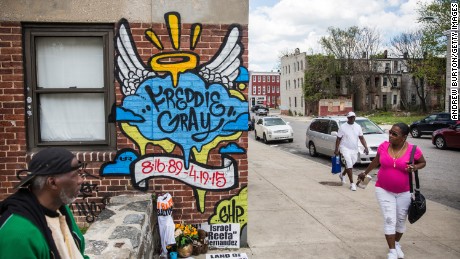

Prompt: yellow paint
[
  {"left": 229, "top": 89, "right": 246, "bottom": 101},
  {"left": 209, "top": 186, "right": 248, "bottom": 231},
  {"left": 150, "top": 52, "right": 198, "bottom": 87},
  {"left": 121, "top": 123, "right": 175, "bottom": 155},
  {"left": 145, "top": 29, "right": 163, "bottom": 50},
  {"left": 167, "top": 13, "right": 180, "bottom": 50},
  {"left": 237, "top": 83, "right": 246, "bottom": 91},
  {"left": 191, "top": 24, "right": 202, "bottom": 49}
]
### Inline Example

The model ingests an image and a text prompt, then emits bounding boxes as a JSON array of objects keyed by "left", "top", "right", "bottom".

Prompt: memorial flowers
[{"left": 174, "top": 223, "right": 198, "bottom": 247}]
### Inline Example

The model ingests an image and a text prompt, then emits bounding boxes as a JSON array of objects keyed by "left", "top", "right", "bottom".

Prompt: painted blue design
[
  {"left": 100, "top": 149, "right": 139, "bottom": 175},
  {"left": 235, "top": 67, "right": 249, "bottom": 82},
  {"left": 219, "top": 143, "right": 245, "bottom": 154},
  {"left": 222, "top": 113, "right": 249, "bottom": 131},
  {"left": 118, "top": 72, "right": 247, "bottom": 168},
  {"left": 116, "top": 107, "right": 145, "bottom": 122}
]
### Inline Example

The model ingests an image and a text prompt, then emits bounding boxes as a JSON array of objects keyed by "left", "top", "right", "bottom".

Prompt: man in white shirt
[{"left": 334, "top": 112, "right": 369, "bottom": 191}]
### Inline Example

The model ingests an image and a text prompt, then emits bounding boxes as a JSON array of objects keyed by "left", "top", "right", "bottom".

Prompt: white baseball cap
[{"left": 346, "top": 111, "right": 356, "bottom": 117}]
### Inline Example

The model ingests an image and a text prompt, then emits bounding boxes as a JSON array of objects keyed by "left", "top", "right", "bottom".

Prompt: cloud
[
  {"left": 219, "top": 143, "right": 246, "bottom": 154},
  {"left": 249, "top": 0, "right": 429, "bottom": 71}
]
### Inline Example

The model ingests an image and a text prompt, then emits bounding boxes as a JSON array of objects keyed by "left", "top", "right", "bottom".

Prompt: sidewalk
[
  {"left": 243, "top": 138, "right": 460, "bottom": 258},
  {"left": 200, "top": 137, "right": 460, "bottom": 259}
]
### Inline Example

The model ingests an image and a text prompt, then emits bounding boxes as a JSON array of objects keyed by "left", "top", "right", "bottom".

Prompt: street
[{"left": 249, "top": 112, "right": 460, "bottom": 210}]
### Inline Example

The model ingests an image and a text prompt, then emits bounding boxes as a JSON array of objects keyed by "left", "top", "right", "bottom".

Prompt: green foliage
[
  {"left": 364, "top": 111, "right": 426, "bottom": 125},
  {"left": 417, "top": 0, "right": 451, "bottom": 55},
  {"left": 303, "top": 54, "right": 338, "bottom": 102}
]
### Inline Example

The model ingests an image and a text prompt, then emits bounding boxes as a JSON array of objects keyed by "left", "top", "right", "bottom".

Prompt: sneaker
[
  {"left": 387, "top": 249, "right": 398, "bottom": 259},
  {"left": 350, "top": 183, "right": 357, "bottom": 191},
  {"left": 339, "top": 173, "right": 346, "bottom": 185},
  {"left": 395, "top": 242, "right": 404, "bottom": 258}
]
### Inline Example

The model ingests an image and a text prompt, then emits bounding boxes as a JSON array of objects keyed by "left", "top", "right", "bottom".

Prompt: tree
[
  {"left": 390, "top": 31, "right": 446, "bottom": 112},
  {"left": 303, "top": 54, "right": 338, "bottom": 102},
  {"left": 320, "top": 26, "right": 382, "bottom": 110},
  {"left": 417, "top": 0, "right": 451, "bottom": 55}
]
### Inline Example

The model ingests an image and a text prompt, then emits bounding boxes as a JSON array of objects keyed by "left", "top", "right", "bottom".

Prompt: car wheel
[
  {"left": 308, "top": 142, "right": 318, "bottom": 157},
  {"left": 435, "top": 135, "right": 447, "bottom": 149},
  {"left": 288, "top": 139, "right": 293, "bottom": 143},
  {"left": 263, "top": 133, "right": 269, "bottom": 144},
  {"left": 254, "top": 130, "right": 260, "bottom": 140},
  {"left": 410, "top": 127, "right": 421, "bottom": 138}
]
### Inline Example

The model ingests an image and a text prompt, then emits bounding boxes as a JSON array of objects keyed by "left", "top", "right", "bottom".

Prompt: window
[
  {"left": 272, "top": 86, "right": 275, "bottom": 93},
  {"left": 383, "top": 77, "right": 388, "bottom": 87},
  {"left": 262, "top": 76, "right": 266, "bottom": 82},
  {"left": 385, "top": 63, "right": 390, "bottom": 73},
  {"left": 411, "top": 94, "right": 416, "bottom": 105},
  {"left": 295, "top": 97, "right": 297, "bottom": 107},
  {"left": 267, "top": 86, "right": 270, "bottom": 94},
  {"left": 276, "top": 76, "right": 279, "bottom": 82},
  {"left": 253, "top": 76, "right": 256, "bottom": 82},
  {"left": 383, "top": 94, "right": 388, "bottom": 106},
  {"left": 258, "top": 76, "right": 261, "bottom": 82},
  {"left": 267, "top": 96, "right": 271, "bottom": 104},
  {"left": 258, "top": 86, "right": 261, "bottom": 94},
  {"left": 252, "top": 86, "right": 256, "bottom": 95},
  {"left": 393, "top": 95, "right": 397, "bottom": 105},
  {"left": 23, "top": 23, "right": 115, "bottom": 150},
  {"left": 262, "top": 86, "right": 266, "bottom": 94},
  {"left": 277, "top": 86, "right": 279, "bottom": 93},
  {"left": 393, "top": 78, "right": 398, "bottom": 87},
  {"left": 267, "top": 76, "right": 270, "bottom": 82}
]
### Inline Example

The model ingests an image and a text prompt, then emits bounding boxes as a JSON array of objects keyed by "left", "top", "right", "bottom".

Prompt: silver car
[{"left": 305, "top": 116, "right": 388, "bottom": 164}]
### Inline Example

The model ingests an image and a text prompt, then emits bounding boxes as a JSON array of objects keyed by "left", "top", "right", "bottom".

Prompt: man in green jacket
[{"left": 0, "top": 147, "right": 89, "bottom": 259}]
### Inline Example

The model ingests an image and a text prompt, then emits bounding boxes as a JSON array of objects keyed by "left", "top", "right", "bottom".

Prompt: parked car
[
  {"left": 305, "top": 116, "right": 388, "bottom": 164},
  {"left": 254, "top": 116, "right": 294, "bottom": 143},
  {"left": 255, "top": 106, "right": 269, "bottom": 116},
  {"left": 432, "top": 121, "right": 460, "bottom": 149},
  {"left": 251, "top": 104, "right": 264, "bottom": 112},
  {"left": 409, "top": 112, "right": 457, "bottom": 138}
]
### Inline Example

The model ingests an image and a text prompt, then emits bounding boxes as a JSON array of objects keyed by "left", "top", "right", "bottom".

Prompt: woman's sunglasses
[{"left": 389, "top": 130, "right": 400, "bottom": 137}]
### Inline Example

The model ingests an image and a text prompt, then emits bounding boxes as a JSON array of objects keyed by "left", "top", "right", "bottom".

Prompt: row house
[
  {"left": 248, "top": 71, "right": 280, "bottom": 109},
  {"left": 279, "top": 48, "right": 306, "bottom": 116},
  {"left": 280, "top": 49, "right": 443, "bottom": 116}
]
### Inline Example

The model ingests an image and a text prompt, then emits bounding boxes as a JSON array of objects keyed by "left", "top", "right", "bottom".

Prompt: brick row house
[
  {"left": 248, "top": 71, "right": 280, "bottom": 109},
  {"left": 0, "top": 0, "right": 250, "bottom": 243}
]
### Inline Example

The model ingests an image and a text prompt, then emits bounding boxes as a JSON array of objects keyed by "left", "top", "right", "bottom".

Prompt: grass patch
[{"left": 363, "top": 111, "right": 426, "bottom": 125}]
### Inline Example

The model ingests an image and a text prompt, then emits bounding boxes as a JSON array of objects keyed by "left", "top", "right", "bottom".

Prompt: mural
[
  {"left": 209, "top": 186, "right": 248, "bottom": 232},
  {"left": 101, "top": 12, "right": 249, "bottom": 213}
]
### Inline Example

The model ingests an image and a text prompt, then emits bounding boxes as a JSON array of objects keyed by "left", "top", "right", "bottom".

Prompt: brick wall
[{"left": 0, "top": 20, "right": 249, "bottom": 228}]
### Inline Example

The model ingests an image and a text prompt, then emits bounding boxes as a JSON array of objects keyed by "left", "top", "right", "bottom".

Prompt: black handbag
[{"left": 408, "top": 145, "right": 426, "bottom": 224}]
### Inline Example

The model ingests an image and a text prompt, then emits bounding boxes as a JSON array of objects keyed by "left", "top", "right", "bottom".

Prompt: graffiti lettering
[
  {"left": 72, "top": 182, "right": 110, "bottom": 223},
  {"left": 133, "top": 155, "right": 237, "bottom": 191},
  {"left": 139, "top": 158, "right": 228, "bottom": 188},
  {"left": 218, "top": 199, "right": 243, "bottom": 223}
]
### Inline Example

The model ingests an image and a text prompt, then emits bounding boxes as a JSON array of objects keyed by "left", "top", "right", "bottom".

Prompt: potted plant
[{"left": 174, "top": 223, "right": 198, "bottom": 258}]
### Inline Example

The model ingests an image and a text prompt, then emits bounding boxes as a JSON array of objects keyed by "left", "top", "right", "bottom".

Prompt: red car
[{"left": 432, "top": 121, "right": 460, "bottom": 149}]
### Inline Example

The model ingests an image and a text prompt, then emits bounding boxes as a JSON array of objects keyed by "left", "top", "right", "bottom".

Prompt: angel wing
[
  {"left": 198, "top": 26, "right": 243, "bottom": 88},
  {"left": 116, "top": 21, "right": 156, "bottom": 95}
]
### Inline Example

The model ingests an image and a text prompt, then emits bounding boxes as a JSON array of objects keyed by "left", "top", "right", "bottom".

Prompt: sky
[{"left": 248, "top": 0, "right": 433, "bottom": 72}]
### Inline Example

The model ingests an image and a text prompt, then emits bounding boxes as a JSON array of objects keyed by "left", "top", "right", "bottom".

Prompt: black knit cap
[{"left": 15, "top": 147, "right": 81, "bottom": 189}]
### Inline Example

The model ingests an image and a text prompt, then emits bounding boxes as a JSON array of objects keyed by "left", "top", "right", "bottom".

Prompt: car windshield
[
  {"left": 265, "top": 118, "right": 286, "bottom": 126},
  {"left": 339, "top": 119, "right": 384, "bottom": 134}
]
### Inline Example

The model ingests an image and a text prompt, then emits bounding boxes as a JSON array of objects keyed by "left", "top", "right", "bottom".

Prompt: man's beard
[{"left": 59, "top": 188, "right": 78, "bottom": 205}]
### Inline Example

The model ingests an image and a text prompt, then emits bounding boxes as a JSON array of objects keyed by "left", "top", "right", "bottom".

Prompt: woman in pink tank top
[{"left": 359, "top": 123, "right": 426, "bottom": 259}]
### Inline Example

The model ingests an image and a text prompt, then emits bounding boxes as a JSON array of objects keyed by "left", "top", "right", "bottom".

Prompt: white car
[
  {"left": 305, "top": 116, "right": 388, "bottom": 164},
  {"left": 254, "top": 116, "right": 294, "bottom": 144}
]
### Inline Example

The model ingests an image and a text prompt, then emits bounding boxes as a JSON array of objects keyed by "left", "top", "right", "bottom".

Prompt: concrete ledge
[{"left": 84, "top": 194, "right": 160, "bottom": 259}]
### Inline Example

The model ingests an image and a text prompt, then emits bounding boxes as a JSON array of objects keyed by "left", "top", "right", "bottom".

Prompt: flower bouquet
[{"left": 174, "top": 223, "right": 198, "bottom": 258}]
